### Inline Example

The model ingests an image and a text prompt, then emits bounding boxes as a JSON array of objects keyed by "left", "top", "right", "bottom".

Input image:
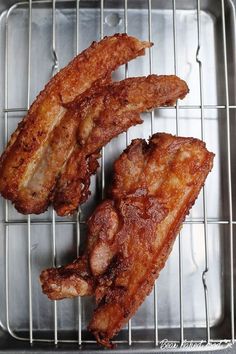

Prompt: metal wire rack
[{"left": 1, "top": 0, "right": 235, "bottom": 351}]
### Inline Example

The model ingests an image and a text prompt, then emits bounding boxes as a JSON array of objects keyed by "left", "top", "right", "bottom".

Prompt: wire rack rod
[
  {"left": 4, "top": 1, "right": 11, "bottom": 341},
  {"left": 148, "top": 0, "right": 159, "bottom": 346},
  {"left": 172, "top": 0, "right": 184, "bottom": 346},
  {"left": 3, "top": 218, "right": 236, "bottom": 225},
  {"left": 123, "top": 0, "right": 132, "bottom": 345},
  {"left": 52, "top": 210, "right": 58, "bottom": 345},
  {"left": 51, "top": 0, "right": 59, "bottom": 344},
  {"left": 196, "top": 0, "right": 210, "bottom": 343},
  {"left": 75, "top": 0, "right": 82, "bottom": 345},
  {"left": 26, "top": 0, "right": 33, "bottom": 344},
  {"left": 99, "top": 0, "right": 105, "bottom": 201},
  {"left": 4, "top": 104, "right": 236, "bottom": 113},
  {"left": 52, "top": 0, "right": 59, "bottom": 75},
  {"left": 148, "top": 0, "right": 154, "bottom": 135},
  {"left": 76, "top": 211, "right": 82, "bottom": 345},
  {"left": 124, "top": 0, "right": 129, "bottom": 148},
  {"left": 221, "top": 0, "right": 235, "bottom": 343}
]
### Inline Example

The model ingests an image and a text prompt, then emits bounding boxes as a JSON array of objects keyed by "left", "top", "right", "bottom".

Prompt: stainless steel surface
[{"left": 0, "top": 0, "right": 236, "bottom": 352}]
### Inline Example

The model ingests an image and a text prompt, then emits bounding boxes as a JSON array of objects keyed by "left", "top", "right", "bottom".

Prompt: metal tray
[{"left": 0, "top": 0, "right": 235, "bottom": 352}]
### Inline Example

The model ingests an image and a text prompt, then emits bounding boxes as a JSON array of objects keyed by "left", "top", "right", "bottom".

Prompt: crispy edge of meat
[
  {"left": 40, "top": 256, "right": 94, "bottom": 300},
  {"left": 53, "top": 75, "right": 189, "bottom": 216},
  {"left": 40, "top": 200, "right": 119, "bottom": 300},
  {"left": 0, "top": 33, "right": 152, "bottom": 205}
]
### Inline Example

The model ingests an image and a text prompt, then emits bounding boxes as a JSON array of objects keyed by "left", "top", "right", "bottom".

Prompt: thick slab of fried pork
[{"left": 40, "top": 133, "right": 214, "bottom": 347}]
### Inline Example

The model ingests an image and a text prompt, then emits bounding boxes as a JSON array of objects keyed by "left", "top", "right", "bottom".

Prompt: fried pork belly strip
[
  {"left": 53, "top": 75, "right": 189, "bottom": 216},
  {"left": 40, "top": 133, "right": 214, "bottom": 347},
  {"left": 0, "top": 34, "right": 151, "bottom": 214}
]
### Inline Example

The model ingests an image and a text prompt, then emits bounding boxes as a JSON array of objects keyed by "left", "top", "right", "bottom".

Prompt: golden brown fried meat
[
  {"left": 40, "top": 200, "right": 119, "bottom": 300},
  {"left": 13, "top": 77, "right": 111, "bottom": 214},
  {"left": 88, "top": 134, "right": 214, "bottom": 347},
  {"left": 0, "top": 34, "right": 151, "bottom": 214},
  {"left": 40, "top": 256, "right": 94, "bottom": 300},
  {"left": 53, "top": 75, "right": 189, "bottom": 216},
  {"left": 40, "top": 133, "right": 214, "bottom": 347}
]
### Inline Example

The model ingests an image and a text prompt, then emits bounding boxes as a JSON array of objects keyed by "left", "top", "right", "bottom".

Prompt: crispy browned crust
[
  {"left": 0, "top": 34, "right": 151, "bottom": 213},
  {"left": 40, "top": 256, "right": 94, "bottom": 300},
  {"left": 40, "top": 200, "right": 119, "bottom": 300},
  {"left": 40, "top": 133, "right": 214, "bottom": 347},
  {"left": 53, "top": 75, "right": 189, "bottom": 216}
]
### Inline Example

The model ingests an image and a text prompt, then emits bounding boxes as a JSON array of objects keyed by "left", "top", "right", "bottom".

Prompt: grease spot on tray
[{"left": 105, "top": 13, "right": 122, "bottom": 27}]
